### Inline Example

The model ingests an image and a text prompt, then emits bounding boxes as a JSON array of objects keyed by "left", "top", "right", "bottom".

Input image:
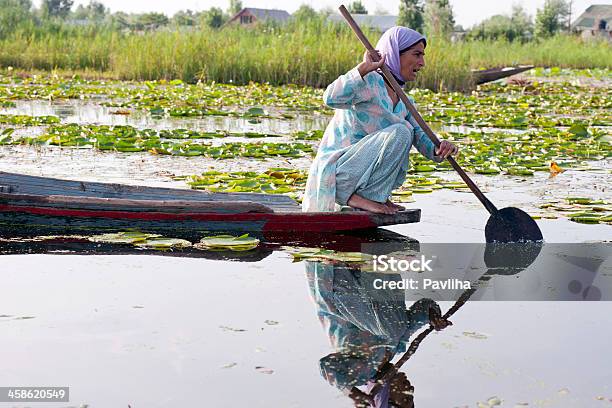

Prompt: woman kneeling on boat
[{"left": 303, "top": 27, "right": 459, "bottom": 214}]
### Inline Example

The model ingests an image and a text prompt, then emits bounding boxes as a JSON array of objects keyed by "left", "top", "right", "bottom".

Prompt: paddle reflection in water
[{"left": 303, "top": 239, "right": 550, "bottom": 407}]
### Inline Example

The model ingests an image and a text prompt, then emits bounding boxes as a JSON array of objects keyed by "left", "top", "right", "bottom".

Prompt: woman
[{"left": 303, "top": 27, "right": 459, "bottom": 214}]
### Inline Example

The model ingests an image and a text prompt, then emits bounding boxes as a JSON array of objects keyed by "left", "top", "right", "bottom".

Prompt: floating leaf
[
  {"left": 89, "top": 231, "right": 160, "bottom": 244},
  {"left": 283, "top": 246, "right": 367, "bottom": 264},
  {"left": 413, "top": 164, "right": 436, "bottom": 172},
  {"left": 245, "top": 107, "right": 266, "bottom": 116},
  {"left": 196, "top": 234, "right": 260, "bottom": 251},
  {"left": 462, "top": 331, "right": 488, "bottom": 339},
  {"left": 134, "top": 237, "right": 192, "bottom": 250},
  {"left": 568, "top": 123, "right": 589, "bottom": 138}
]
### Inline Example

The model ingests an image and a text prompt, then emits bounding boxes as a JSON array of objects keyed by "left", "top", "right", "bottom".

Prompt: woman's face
[{"left": 399, "top": 41, "right": 426, "bottom": 82}]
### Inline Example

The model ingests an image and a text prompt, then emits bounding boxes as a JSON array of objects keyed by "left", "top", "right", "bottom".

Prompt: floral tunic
[{"left": 302, "top": 67, "right": 442, "bottom": 212}]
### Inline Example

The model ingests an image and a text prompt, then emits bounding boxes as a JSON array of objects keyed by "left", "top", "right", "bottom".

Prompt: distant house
[
  {"left": 327, "top": 14, "right": 398, "bottom": 32},
  {"left": 572, "top": 4, "right": 612, "bottom": 40},
  {"left": 226, "top": 8, "right": 291, "bottom": 26}
]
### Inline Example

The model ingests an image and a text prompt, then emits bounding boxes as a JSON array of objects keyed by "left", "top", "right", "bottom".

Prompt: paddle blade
[{"left": 485, "top": 207, "right": 544, "bottom": 243}]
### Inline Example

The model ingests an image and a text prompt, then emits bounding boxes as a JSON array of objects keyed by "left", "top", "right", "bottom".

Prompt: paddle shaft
[
  {"left": 339, "top": 5, "right": 498, "bottom": 215},
  {"left": 366, "top": 280, "right": 484, "bottom": 397}
]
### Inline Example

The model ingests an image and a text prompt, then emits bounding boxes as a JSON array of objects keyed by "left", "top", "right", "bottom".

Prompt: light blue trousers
[{"left": 335, "top": 123, "right": 412, "bottom": 206}]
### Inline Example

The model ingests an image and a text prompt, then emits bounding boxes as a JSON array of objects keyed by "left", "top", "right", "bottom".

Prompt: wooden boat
[
  {"left": 472, "top": 65, "right": 535, "bottom": 85},
  {"left": 0, "top": 172, "right": 420, "bottom": 238}
]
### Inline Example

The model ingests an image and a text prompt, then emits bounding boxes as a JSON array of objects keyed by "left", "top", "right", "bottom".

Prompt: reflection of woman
[
  {"left": 305, "top": 261, "right": 451, "bottom": 407},
  {"left": 302, "top": 26, "right": 458, "bottom": 214}
]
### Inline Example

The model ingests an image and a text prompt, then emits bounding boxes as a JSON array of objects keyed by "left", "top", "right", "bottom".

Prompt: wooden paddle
[{"left": 339, "top": 5, "right": 543, "bottom": 243}]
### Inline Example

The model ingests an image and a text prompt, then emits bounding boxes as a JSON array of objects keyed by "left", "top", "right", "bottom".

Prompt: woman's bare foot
[
  {"left": 347, "top": 194, "right": 397, "bottom": 214},
  {"left": 385, "top": 199, "right": 405, "bottom": 211}
]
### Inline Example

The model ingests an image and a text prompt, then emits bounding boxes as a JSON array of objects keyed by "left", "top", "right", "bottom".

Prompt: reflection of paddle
[
  {"left": 339, "top": 5, "right": 543, "bottom": 243},
  {"left": 367, "top": 241, "right": 543, "bottom": 395}
]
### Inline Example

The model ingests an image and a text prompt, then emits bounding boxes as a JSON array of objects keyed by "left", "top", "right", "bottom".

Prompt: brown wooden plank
[{"left": 0, "top": 172, "right": 301, "bottom": 210}]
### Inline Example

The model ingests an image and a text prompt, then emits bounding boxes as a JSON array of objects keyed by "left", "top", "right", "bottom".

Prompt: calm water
[
  {"left": 1, "top": 192, "right": 611, "bottom": 408},
  {"left": 1, "top": 85, "right": 611, "bottom": 408}
]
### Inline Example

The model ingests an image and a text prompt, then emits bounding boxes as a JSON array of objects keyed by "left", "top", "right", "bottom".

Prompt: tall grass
[
  {"left": 465, "top": 36, "right": 612, "bottom": 70},
  {"left": 0, "top": 19, "right": 610, "bottom": 91}
]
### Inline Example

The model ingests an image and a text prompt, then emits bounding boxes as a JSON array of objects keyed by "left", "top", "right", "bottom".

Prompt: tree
[
  {"left": 0, "top": 0, "right": 33, "bottom": 38},
  {"left": 40, "top": 0, "right": 74, "bottom": 19},
  {"left": 202, "top": 7, "right": 226, "bottom": 28},
  {"left": 466, "top": 5, "right": 532, "bottom": 42},
  {"left": 510, "top": 5, "right": 533, "bottom": 40},
  {"left": 73, "top": 1, "right": 108, "bottom": 22},
  {"left": 228, "top": 0, "right": 242, "bottom": 16},
  {"left": 133, "top": 12, "right": 169, "bottom": 30},
  {"left": 172, "top": 9, "right": 197, "bottom": 26},
  {"left": 111, "top": 11, "right": 130, "bottom": 29},
  {"left": 424, "top": 0, "right": 454, "bottom": 38},
  {"left": 293, "top": 4, "right": 317, "bottom": 21},
  {"left": 535, "top": 0, "right": 569, "bottom": 38},
  {"left": 398, "top": 0, "right": 424, "bottom": 32},
  {"left": 348, "top": 0, "right": 368, "bottom": 15}
]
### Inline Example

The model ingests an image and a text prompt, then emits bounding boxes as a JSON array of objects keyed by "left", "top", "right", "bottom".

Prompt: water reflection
[
  {"left": 0, "top": 229, "right": 415, "bottom": 262},
  {"left": 306, "top": 260, "right": 439, "bottom": 407},
  {"left": 301, "top": 240, "right": 610, "bottom": 407},
  {"left": 2, "top": 100, "right": 330, "bottom": 134}
]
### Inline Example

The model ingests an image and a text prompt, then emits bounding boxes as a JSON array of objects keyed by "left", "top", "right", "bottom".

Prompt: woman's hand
[
  {"left": 357, "top": 50, "right": 385, "bottom": 78},
  {"left": 435, "top": 140, "right": 459, "bottom": 159}
]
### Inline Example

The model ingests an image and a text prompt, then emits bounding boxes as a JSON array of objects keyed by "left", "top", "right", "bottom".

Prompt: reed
[{"left": 0, "top": 19, "right": 609, "bottom": 91}]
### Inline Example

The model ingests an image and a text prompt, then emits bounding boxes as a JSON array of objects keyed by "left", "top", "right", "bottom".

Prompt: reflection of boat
[
  {"left": 0, "top": 172, "right": 420, "bottom": 237},
  {"left": 0, "top": 236, "right": 275, "bottom": 262},
  {"left": 0, "top": 228, "right": 417, "bottom": 262},
  {"left": 472, "top": 65, "right": 535, "bottom": 85}
]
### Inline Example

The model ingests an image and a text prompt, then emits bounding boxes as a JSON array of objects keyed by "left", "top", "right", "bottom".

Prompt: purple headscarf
[{"left": 375, "top": 26, "right": 426, "bottom": 85}]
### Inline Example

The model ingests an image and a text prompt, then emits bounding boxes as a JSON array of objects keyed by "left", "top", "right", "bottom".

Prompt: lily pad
[
  {"left": 89, "top": 231, "right": 160, "bottom": 244},
  {"left": 134, "top": 237, "right": 192, "bottom": 250},
  {"left": 283, "top": 246, "right": 367, "bottom": 264},
  {"left": 196, "top": 234, "right": 260, "bottom": 251}
]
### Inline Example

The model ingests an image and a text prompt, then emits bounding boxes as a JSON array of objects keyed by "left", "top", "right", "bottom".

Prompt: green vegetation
[
  {"left": 0, "top": 114, "right": 60, "bottom": 125},
  {"left": 462, "top": 36, "right": 611, "bottom": 70},
  {"left": 398, "top": 0, "right": 424, "bottom": 33},
  {"left": 0, "top": 65, "right": 609, "bottom": 226},
  {"left": 534, "top": 197, "right": 611, "bottom": 224},
  {"left": 1, "top": 0, "right": 609, "bottom": 91},
  {"left": 535, "top": 0, "right": 571, "bottom": 39},
  {"left": 0, "top": 123, "right": 314, "bottom": 158},
  {"left": 0, "top": 15, "right": 609, "bottom": 91},
  {"left": 1, "top": 24, "right": 609, "bottom": 90},
  {"left": 467, "top": 5, "right": 533, "bottom": 42},
  {"left": 0, "top": 74, "right": 325, "bottom": 116},
  {"left": 196, "top": 234, "right": 260, "bottom": 251},
  {"left": 180, "top": 169, "right": 308, "bottom": 197},
  {"left": 88, "top": 231, "right": 260, "bottom": 250},
  {"left": 347, "top": 1, "right": 368, "bottom": 15},
  {"left": 424, "top": 0, "right": 455, "bottom": 38}
]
